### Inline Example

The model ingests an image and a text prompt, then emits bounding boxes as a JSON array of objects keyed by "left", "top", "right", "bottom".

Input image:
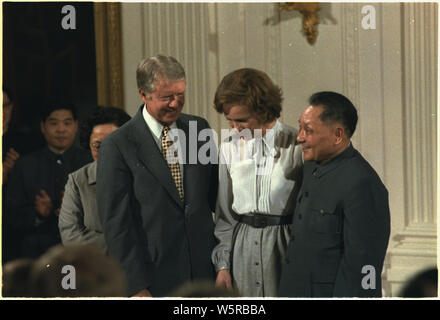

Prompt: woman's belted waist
[{"left": 235, "top": 213, "right": 293, "bottom": 228}]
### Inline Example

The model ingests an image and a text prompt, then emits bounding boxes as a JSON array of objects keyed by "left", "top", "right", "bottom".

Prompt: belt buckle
[{"left": 254, "top": 215, "right": 267, "bottom": 228}]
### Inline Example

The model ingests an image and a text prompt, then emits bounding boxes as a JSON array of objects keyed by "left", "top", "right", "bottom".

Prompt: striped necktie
[{"left": 161, "top": 125, "right": 184, "bottom": 201}]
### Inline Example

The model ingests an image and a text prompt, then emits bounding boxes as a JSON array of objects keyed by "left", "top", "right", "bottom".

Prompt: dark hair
[
  {"left": 41, "top": 101, "right": 78, "bottom": 122},
  {"left": 171, "top": 280, "right": 241, "bottom": 298},
  {"left": 214, "top": 68, "right": 282, "bottom": 124},
  {"left": 308, "top": 91, "right": 358, "bottom": 138},
  {"left": 2, "top": 259, "right": 34, "bottom": 297},
  {"left": 400, "top": 268, "right": 438, "bottom": 298},
  {"left": 80, "top": 106, "right": 131, "bottom": 150},
  {"left": 29, "top": 245, "right": 127, "bottom": 297}
]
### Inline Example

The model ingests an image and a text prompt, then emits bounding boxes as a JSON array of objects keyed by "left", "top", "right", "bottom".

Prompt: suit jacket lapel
[
  {"left": 129, "top": 107, "right": 184, "bottom": 208},
  {"left": 176, "top": 116, "right": 202, "bottom": 208}
]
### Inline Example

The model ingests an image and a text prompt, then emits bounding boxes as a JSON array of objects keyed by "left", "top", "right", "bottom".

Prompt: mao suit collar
[{"left": 309, "top": 143, "right": 355, "bottom": 179}]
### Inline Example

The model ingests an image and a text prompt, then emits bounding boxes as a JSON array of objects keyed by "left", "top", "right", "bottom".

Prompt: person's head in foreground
[
  {"left": 29, "top": 244, "right": 127, "bottom": 297},
  {"left": 171, "top": 280, "right": 241, "bottom": 298}
]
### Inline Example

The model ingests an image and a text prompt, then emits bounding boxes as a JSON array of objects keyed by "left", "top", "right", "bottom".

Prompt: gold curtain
[{"left": 94, "top": 3, "right": 124, "bottom": 109}]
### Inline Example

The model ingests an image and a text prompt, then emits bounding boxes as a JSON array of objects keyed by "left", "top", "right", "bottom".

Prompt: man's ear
[
  {"left": 139, "top": 89, "right": 149, "bottom": 103},
  {"left": 334, "top": 126, "right": 344, "bottom": 145}
]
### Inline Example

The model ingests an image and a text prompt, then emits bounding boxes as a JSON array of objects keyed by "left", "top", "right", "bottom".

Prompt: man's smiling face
[
  {"left": 140, "top": 80, "right": 185, "bottom": 126},
  {"left": 297, "top": 105, "right": 339, "bottom": 163}
]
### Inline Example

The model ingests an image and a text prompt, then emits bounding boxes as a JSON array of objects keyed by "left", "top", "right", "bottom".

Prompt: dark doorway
[{"left": 3, "top": 2, "right": 97, "bottom": 143}]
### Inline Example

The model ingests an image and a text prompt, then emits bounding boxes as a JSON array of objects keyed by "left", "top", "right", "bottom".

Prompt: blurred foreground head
[
  {"left": 171, "top": 280, "right": 241, "bottom": 298},
  {"left": 2, "top": 259, "right": 34, "bottom": 297},
  {"left": 22, "top": 245, "right": 126, "bottom": 298},
  {"left": 400, "top": 268, "right": 438, "bottom": 298}
]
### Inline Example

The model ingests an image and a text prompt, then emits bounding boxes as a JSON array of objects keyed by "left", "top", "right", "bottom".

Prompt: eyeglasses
[{"left": 91, "top": 141, "right": 102, "bottom": 151}]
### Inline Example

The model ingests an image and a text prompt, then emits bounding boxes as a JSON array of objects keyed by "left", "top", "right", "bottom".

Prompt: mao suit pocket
[{"left": 310, "top": 204, "right": 341, "bottom": 234}]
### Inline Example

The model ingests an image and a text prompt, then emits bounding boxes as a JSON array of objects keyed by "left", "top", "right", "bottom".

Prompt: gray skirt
[{"left": 231, "top": 223, "right": 291, "bottom": 297}]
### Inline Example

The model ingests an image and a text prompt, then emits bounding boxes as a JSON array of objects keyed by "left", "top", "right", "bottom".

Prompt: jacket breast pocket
[{"left": 310, "top": 205, "right": 341, "bottom": 234}]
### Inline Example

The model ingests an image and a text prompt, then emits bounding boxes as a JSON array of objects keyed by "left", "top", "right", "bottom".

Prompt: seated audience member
[
  {"left": 30, "top": 244, "right": 127, "bottom": 297},
  {"left": 6, "top": 102, "right": 92, "bottom": 259},
  {"left": 399, "top": 267, "right": 438, "bottom": 298},
  {"left": 2, "top": 258, "right": 34, "bottom": 297},
  {"left": 58, "top": 106, "right": 131, "bottom": 251}
]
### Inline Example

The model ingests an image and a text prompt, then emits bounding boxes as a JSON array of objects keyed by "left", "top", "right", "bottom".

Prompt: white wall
[{"left": 120, "top": 2, "right": 438, "bottom": 297}]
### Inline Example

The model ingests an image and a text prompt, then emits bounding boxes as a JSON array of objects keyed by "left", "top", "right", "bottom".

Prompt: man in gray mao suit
[
  {"left": 278, "top": 91, "right": 390, "bottom": 297},
  {"left": 96, "top": 55, "right": 218, "bottom": 297}
]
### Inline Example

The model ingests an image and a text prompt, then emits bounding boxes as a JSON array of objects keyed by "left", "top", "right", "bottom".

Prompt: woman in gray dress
[
  {"left": 58, "top": 106, "right": 130, "bottom": 251},
  {"left": 211, "top": 68, "right": 303, "bottom": 297}
]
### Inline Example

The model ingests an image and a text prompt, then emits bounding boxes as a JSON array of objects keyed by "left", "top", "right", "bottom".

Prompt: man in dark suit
[
  {"left": 278, "top": 91, "right": 390, "bottom": 297},
  {"left": 96, "top": 55, "right": 218, "bottom": 297}
]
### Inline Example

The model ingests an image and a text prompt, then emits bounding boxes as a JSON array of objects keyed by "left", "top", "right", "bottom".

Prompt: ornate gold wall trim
[{"left": 94, "top": 3, "right": 124, "bottom": 109}]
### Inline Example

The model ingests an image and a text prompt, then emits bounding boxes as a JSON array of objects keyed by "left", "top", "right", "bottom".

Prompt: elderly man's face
[
  {"left": 90, "top": 123, "right": 118, "bottom": 162},
  {"left": 140, "top": 80, "right": 185, "bottom": 126},
  {"left": 297, "top": 105, "right": 339, "bottom": 163}
]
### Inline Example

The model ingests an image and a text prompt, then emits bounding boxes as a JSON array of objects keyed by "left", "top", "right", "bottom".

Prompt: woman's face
[
  {"left": 223, "top": 104, "right": 273, "bottom": 138},
  {"left": 89, "top": 123, "right": 118, "bottom": 161}
]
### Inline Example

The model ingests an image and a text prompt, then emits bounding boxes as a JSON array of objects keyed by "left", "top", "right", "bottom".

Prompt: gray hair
[{"left": 136, "top": 55, "right": 186, "bottom": 97}]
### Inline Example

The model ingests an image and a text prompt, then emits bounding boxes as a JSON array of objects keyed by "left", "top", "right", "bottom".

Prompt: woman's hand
[{"left": 215, "top": 269, "right": 233, "bottom": 291}]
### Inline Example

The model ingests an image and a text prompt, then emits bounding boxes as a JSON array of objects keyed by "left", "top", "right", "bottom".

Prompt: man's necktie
[{"left": 161, "top": 126, "right": 184, "bottom": 201}]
